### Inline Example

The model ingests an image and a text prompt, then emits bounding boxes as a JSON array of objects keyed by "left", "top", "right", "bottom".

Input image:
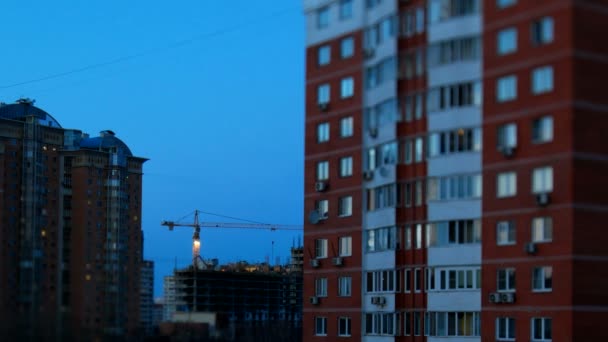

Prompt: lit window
[
  {"left": 340, "top": 77, "right": 354, "bottom": 98},
  {"left": 315, "top": 317, "right": 328, "bottom": 336},
  {"left": 497, "top": 172, "right": 517, "bottom": 198},
  {"left": 531, "top": 317, "right": 552, "bottom": 341},
  {"left": 339, "top": 0, "right": 353, "bottom": 20},
  {"left": 532, "top": 66, "right": 553, "bottom": 94},
  {"left": 341, "top": 37, "right": 354, "bottom": 59},
  {"left": 496, "top": 317, "right": 516, "bottom": 341},
  {"left": 315, "top": 277, "right": 328, "bottom": 297},
  {"left": 532, "top": 17, "right": 554, "bottom": 45},
  {"left": 318, "top": 84, "right": 330, "bottom": 104},
  {"left": 532, "top": 116, "right": 553, "bottom": 143},
  {"left": 497, "top": 268, "right": 516, "bottom": 292},
  {"left": 532, "top": 267, "right": 553, "bottom": 292},
  {"left": 340, "top": 117, "right": 353, "bottom": 137},
  {"left": 317, "top": 122, "right": 330, "bottom": 143},
  {"left": 497, "top": 123, "right": 517, "bottom": 148},
  {"left": 318, "top": 45, "right": 331, "bottom": 66},
  {"left": 314, "top": 239, "right": 328, "bottom": 258},
  {"left": 496, "top": 75, "right": 517, "bottom": 102},
  {"left": 339, "top": 196, "right": 353, "bottom": 217},
  {"left": 497, "top": 221, "right": 516, "bottom": 245},
  {"left": 339, "top": 236, "right": 352, "bottom": 256},
  {"left": 317, "top": 7, "right": 330, "bottom": 29},
  {"left": 340, "top": 156, "right": 353, "bottom": 177},
  {"left": 316, "top": 161, "right": 329, "bottom": 180},
  {"left": 532, "top": 166, "right": 553, "bottom": 194},
  {"left": 497, "top": 27, "right": 517, "bottom": 55},
  {"left": 532, "top": 217, "right": 552, "bottom": 243},
  {"left": 338, "top": 277, "right": 352, "bottom": 296}
]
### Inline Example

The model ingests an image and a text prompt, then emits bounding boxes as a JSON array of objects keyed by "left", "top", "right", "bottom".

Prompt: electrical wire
[{"left": 0, "top": 6, "right": 298, "bottom": 90}]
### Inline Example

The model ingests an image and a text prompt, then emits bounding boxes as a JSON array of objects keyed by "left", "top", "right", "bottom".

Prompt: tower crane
[{"left": 161, "top": 210, "right": 302, "bottom": 268}]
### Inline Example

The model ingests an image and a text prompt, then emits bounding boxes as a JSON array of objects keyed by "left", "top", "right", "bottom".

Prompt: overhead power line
[{"left": 0, "top": 6, "right": 297, "bottom": 90}]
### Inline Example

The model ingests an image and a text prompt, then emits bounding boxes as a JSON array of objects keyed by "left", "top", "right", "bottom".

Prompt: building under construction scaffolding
[{"left": 163, "top": 259, "right": 302, "bottom": 341}]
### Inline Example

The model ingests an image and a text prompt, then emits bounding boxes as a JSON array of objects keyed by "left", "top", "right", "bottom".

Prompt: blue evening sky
[{"left": 1, "top": 1, "right": 305, "bottom": 297}]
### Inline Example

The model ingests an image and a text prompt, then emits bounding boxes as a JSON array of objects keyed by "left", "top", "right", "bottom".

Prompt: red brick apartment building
[
  {"left": 303, "top": 0, "right": 608, "bottom": 341},
  {"left": 0, "top": 99, "right": 147, "bottom": 339}
]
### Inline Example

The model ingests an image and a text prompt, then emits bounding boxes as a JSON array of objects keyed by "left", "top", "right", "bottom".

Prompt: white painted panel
[
  {"left": 428, "top": 291, "right": 481, "bottom": 311},
  {"left": 428, "top": 153, "right": 481, "bottom": 177},
  {"left": 428, "top": 245, "right": 481, "bottom": 266},
  {"left": 428, "top": 15, "right": 482, "bottom": 43},
  {"left": 305, "top": 0, "right": 365, "bottom": 46},
  {"left": 428, "top": 337, "right": 480, "bottom": 342},
  {"left": 363, "top": 336, "right": 396, "bottom": 342},
  {"left": 427, "top": 200, "right": 481, "bottom": 221},
  {"left": 428, "top": 108, "right": 481, "bottom": 132},
  {"left": 428, "top": 61, "right": 481, "bottom": 87},
  {"left": 363, "top": 293, "right": 395, "bottom": 312},
  {"left": 363, "top": 250, "right": 396, "bottom": 270},
  {"left": 364, "top": 207, "right": 396, "bottom": 229}
]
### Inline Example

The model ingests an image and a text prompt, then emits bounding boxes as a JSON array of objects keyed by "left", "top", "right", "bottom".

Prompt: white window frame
[
  {"left": 339, "top": 236, "right": 352, "bottom": 256},
  {"left": 340, "top": 77, "right": 354, "bottom": 98},
  {"left": 338, "top": 277, "right": 352, "bottom": 297},
  {"left": 317, "top": 122, "right": 330, "bottom": 143},
  {"left": 532, "top": 266, "right": 553, "bottom": 292},
  {"left": 497, "top": 27, "right": 517, "bottom": 55},
  {"left": 532, "top": 217, "right": 553, "bottom": 243},
  {"left": 340, "top": 156, "right": 353, "bottom": 177},
  {"left": 315, "top": 277, "right": 328, "bottom": 297},
  {"left": 315, "top": 316, "right": 328, "bottom": 336},
  {"left": 532, "top": 166, "right": 553, "bottom": 194},
  {"left": 315, "top": 239, "right": 328, "bottom": 259},
  {"left": 496, "top": 220, "right": 516, "bottom": 246},
  {"left": 531, "top": 317, "right": 552, "bottom": 341},
  {"left": 496, "top": 317, "right": 516, "bottom": 341},
  {"left": 497, "top": 172, "right": 517, "bottom": 198},
  {"left": 532, "top": 66, "right": 554, "bottom": 94},
  {"left": 496, "top": 75, "right": 517, "bottom": 102},
  {"left": 497, "top": 268, "right": 516, "bottom": 292},
  {"left": 338, "top": 196, "right": 353, "bottom": 217},
  {"left": 340, "top": 116, "right": 354, "bottom": 137},
  {"left": 317, "top": 160, "right": 329, "bottom": 181}
]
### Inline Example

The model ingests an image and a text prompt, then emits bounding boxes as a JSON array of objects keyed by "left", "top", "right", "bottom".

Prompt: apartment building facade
[
  {"left": 303, "top": 0, "right": 608, "bottom": 341},
  {"left": 0, "top": 99, "right": 147, "bottom": 339}
]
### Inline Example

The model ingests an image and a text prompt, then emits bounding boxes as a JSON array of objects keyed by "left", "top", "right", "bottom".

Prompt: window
[
  {"left": 497, "top": 172, "right": 517, "bottom": 198},
  {"left": 414, "top": 268, "right": 422, "bottom": 292},
  {"left": 366, "top": 270, "right": 400, "bottom": 293},
  {"left": 318, "top": 84, "right": 330, "bottom": 104},
  {"left": 404, "top": 269, "right": 411, "bottom": 292},
  {"left": 338, "top": 317, "right": 352, "bottom": 336},
  {"left": 415, "top": 180, "right": 423, "bottom": 206},
  {"left": 414, "top": 312, "right": 421, "bottom": 336},
  {"left": 496, "top": 75, "right": 517, "bottom": 102},
  {"left": 497, "top": 0, "right": 516, "bottom": 8},
  {"left": 532, "top": 266, "right": 553, "bottom": 292},
  {"left": 405, "top": 226, "right": 412, "bottom": 249},
  {"left": 339, "top": 236, "right": 352, "bottom": 256},
  {"left": 429, "top": 0, "right": 481, "bottom": 23},
  {"left": 430, "top": 267, "right": 481, "bottom": 291},
  {"left": 316, "top": 199, "right": 329, "bottom": 218},
  {"left": 496, "top": 317, "right": 516, "bottom": 341},
  {"left": 497, "top": 268, "right": 516, "bottom": 292},
  {"left": 415, "top": 137, "right": 424, "bottom": 162},
  {"left": 341, "top": 77, "right": 354, "bottom": 98},
  {"left": 366, "top": 184, "right": 396, "bottom": 211},
  {"left": 366, "top": 226, "right": 399, "bottom": 252},
  {"left": 426, "top": 174, "right": 483, "bottom": 201},
  {"left": 315, "top": 239, "right": 328, "bottom": 258},
  {"left": 317, "top": 122, "right": 330, "bottom": 143},
  {"left": 315, "top": 317, "right": 328, "bottom": 336},
  {"left": 339, "top": 0, "right": 353, "bottom": 20},
  {"left": 415, "top": 8, "right": 425, "bottom": 33},
  {"left": 338, "top": 277, "right": 352, "bottom": 296},
  {"left": 404, "top": 312, "right": 411, "bottom": 335},
  {"left": 426, "top": 81, "right": 482, "bottom": 113},
  {"left": 532, "top": 116, "right": 553, "bottom": 143},
  {"left": 532, "top": 66, "right": 553, "bottom": 94},
  {"left": 339, "top": 196, "right": 353, "bottom": 217},
  {"left": 532, "top": 17, "right": 554, "bottom": 45},
  {"left": 317, "top": 161, "right": 329, "bottom": 180},
  {"left": 497, "top": 28, "right": 517, "bottom": 55},
  {"left": 424, "top": 311, "right": 481, "bottom": 337},
  {"left": 315, "top": 277, "right": 328, "bottom": 297},
  {"left": 531, "top": 317, "right": 552, "bottom": 341},
  {"left": 317, "top": 7, "right": 330, "bottom": 29},
  {"left": 415, "top": 224, "right": 423, "bottom": 249},
  {"left": 318, "top": 45, "right": 331, "bottom": 66},
  {"left": 340, "top": 117, "right": 353, "bottom": 137},
  {"left": 532, "top": 217, "right": 552, "bottom": 243},
  {"left": 532, "top": 166, "right": 553, "bottom": 193},
  {"left": 497, "top": 221, "right": 516, "bottom": 245},
  {"left": 427, "top": 127, "right": 482, "bottom": 158},
  {"left": 340, "top": 156, "right": 353, "bottom": 177},
  {"left": 341, "top": 37, "right": 354, "bottom": 59},
  {"left": 426, "top": 220, "right": 482, "bottom": 247},
  {"left": 365, "top": 312, "right": 399, "bottom": 335},
  {"left": 497, "top": 123, "right": 517, "bottom": 148},
  {"left": 427, "top": 36, "right": 481, "bottom": 67}
]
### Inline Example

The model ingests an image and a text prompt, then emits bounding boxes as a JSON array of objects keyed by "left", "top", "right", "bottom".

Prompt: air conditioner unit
[
  {"left": 525, "top": 242, "right": 537, "bottom": 254},
  {"left": 363, "top": 170, "right": 374, "bottom": 181},
  {"left": 536, "top": 193, "right": 550, "bottom": 206},
  {"left": 310, "top": 259, "right": 320, "bottom": 268},
  {"left": 371, "top": 296, "right": 386, "bottom": 305},
  {"left": 500, "top": 146, "right": 516, "bottom": 158},
  {"left": 489, "top": 292, "right": 502, "bottom": 304},
  {"left": 364, "top": 48, "right": 375, "bottom": 59},
  {"left": 331, "top": 257, "right": 343, "bottom": 266},
  {"left": 318, "top": 102, "right": 329, "bottom": 111},
  {"left": 309, "top": 296, "right": 320, "bottom": 305},
  {"left": 369, "top": 127, "right": 378, "bottom": 138},
  {"left": 500, "top": 292, "right": 516, "bottom": 303},
  {"left": 315, "top": 181, "right": 328, "bottom": 192}
]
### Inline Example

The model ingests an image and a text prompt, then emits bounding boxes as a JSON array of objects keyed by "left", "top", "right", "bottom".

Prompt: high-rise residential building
[
  {"left": 303, "top": 1, "right": 608, "bottom": 341},
  {"left": 140, "top": 260, "right": 155, "bottom": 335},
  {"left": 0, "top": 99, "right": 147, "bottom": 339}
]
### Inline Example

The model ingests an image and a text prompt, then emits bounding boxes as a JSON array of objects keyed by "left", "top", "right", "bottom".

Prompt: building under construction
[{"left": 163, "top": 259, "right": 302, "bottom": 342}]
